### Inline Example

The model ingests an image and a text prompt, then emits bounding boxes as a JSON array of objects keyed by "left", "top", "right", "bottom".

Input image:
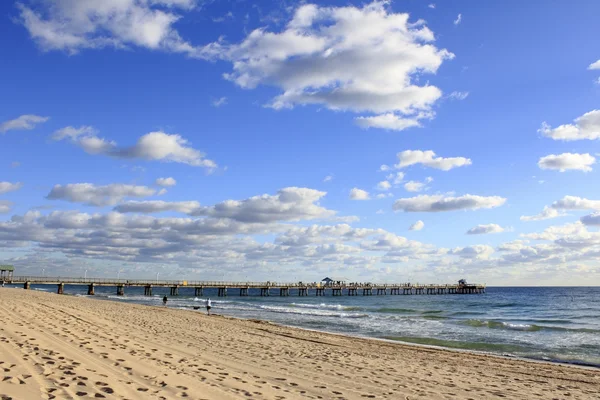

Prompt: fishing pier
[{"left": 4, "top": 276, "right": 485, "bottom": 297}]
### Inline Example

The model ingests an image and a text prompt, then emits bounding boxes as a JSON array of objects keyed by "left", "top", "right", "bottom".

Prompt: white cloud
[
  {"left": 450, "top": 245, "right": 494, "bottom": 260},
  {"left": 0, "top": 114, "right": 49, "bottom": 133},
  {"left": 0, "top": 201, "right": 12, "bottom": 214},
  {"left": 589, "top": 60, "right": 600, "bottom": 70},
  {"left": 115, "top": 200, "right": 201, "bottom": 214},
  {"left": 53, "top": 127, "right": 217, "bottom": 169},
  {"left": 448, "top": 91, "right": 469, "bottom": 100},
  {"left": 466, "top": 224, "right": 505, "bottom": 235},
  {"left": 47, "top": 183, "right": 157, "bottom": 206},
  {"left": 323, "top": 175, "right": 333, "bottom": 183},
  {"left": 355, "top": 113, "right": 427, "bottom": 132},
  {"left": 349, "top": 188, "right": 370, "bottom": 200},
  {"left": 551, "top": 196, "right": 600, "bottom": 211},
  {"left": 17, "top": 0, "right": 199, "bottom": 55},
  {"left": 581, "top": 212, "right": 600, "bottom": 226},
  {"left": 380, "top": 165, "right": 390, "bottom": 172},
  {"left": 211, "top": 97, "right": 228, "bottom": 107},
  {"left": 375, "top": 193, "right": 393, "bottom": 199},
  {"left": 409, "top": 220, "right": 424, "bottom": 231},
  {"left": 0, "top": 182, "right": 23, "bottom": 195},
  {"left": 377, "top": 181, "right": 391, "bottom": 191},
  {"left": 538, "top": 110, "right": 600, "bottom": 141},
  {"left": 52, "top": 125, "right": 96, "bottom": 140},
  {"left": 428, "top": 4, "right": 436, "bottom": 9},
  {"left": 208, "top": 2, "right": 454, "bottom": 130},
  {"left": 454, "top": 14, "right": 462, "bottom": 25},
  {"left": 395, "top": 150, "right": 472, "bottom": 170},
  {"left": 376, "top": 209, "right": 385, "bottom": 214},
  {"left": 116, "top": 187, "right": 335, "bottom": 223},
  {"left": 538, "top": 153, "right": 595, "bottom": 172},
  {"left": 404, "top": 180, "right": 426, "bottom": 192},
  {"left": 393, "top": 194, "right": 506, "bottom": 212},
  {"left": 155, "top": 177, "right": 177, "bottom": 187},
  {"left": 520, "top": 206, "right": 567, "bottom": 221},
  {"left": 387, "top": 172, "right": 405, "bottom": 184}
]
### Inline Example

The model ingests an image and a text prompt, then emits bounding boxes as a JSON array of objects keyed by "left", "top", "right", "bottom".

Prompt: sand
[{"left": 0, "top": 288, "right": 599, "bottom": 400}]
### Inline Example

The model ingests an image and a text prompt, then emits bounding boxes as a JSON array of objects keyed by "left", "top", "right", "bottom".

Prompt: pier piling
[
  {"left": 316, "top": 288, "right": 324, "bottom": 296},
  {"left": 298, "top": 287, "right": 308, "bottom": 296},
  {"left": 240, "top": 287, "right": 248, "bottom": 296},
  {"left": 218, "top": 287, "right": 227, "bottom": 297},
  {"left": 169, "top": 286, "right": 179, "bottom": 296},
  {"left": 23, "top": 281, "right": 30, "bottom": 290},
  {"left": 194, "top": 287, "right": 203, "bottom": 297},
  {"left": 144, "top": 285, "right": 152, "bottom": 296},
  {"left": 57, "top": 283, "right": 64, "bottom": 295},
  {"left": 117, "top": 285, "right": 124, "bottom": 296},
  {"left": 87, "top": 283, "right": 95, "bottom": 296}
]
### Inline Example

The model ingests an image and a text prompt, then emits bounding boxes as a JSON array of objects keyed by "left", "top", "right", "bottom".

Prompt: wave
[
  {"left": 383, "top": 336, "right": 527, "bottom": 353},
  {"left": 257, "top": 304, "right": 368, "bottom": 319},
  {"left": 374, "top": 307, "right": 417, "bottom": 314},
  {"left": 461, "top": 319, "right": 600, "bottom": 333}
]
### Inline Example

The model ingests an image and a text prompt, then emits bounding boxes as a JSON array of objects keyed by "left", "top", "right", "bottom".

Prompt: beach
[{"left": 1, "top": 289, "right": 599, "bottom": 400}]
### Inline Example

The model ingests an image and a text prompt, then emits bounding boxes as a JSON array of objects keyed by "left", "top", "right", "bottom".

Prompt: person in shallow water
[
  {"left": 163, "top": 295, "right": 167, "bottom": 306},
  {"left": 206, "top": 298, "right": 212, "bottom": 315}
]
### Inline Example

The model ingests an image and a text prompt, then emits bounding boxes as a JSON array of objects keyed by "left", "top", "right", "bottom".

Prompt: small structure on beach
[{"left": 1, "top": 265, "right": 14, "bottom": 282}]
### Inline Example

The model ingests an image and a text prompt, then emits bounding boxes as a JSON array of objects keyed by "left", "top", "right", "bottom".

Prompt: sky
[{"left": 1, "top": 0, "right": 600, "bottom": 285}]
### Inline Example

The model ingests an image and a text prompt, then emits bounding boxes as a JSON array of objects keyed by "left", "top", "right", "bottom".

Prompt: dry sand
[{"left": 0, "top": 288, "right": 599, "bottom": 400}]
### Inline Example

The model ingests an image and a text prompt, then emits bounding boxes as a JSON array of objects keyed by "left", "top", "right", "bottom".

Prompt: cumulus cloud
[
  {"left": 114, "top": 200, "right": 201, "bottom": 214},
  {"left": 466, "top": 224, "right": 505, "bottom": 235},
  {"left": 0, "top": 182, "right": 23, "bottom": 195},
  {"left": 589, "top": 60, "right": 600, "bottom": 70},
  {"left": 207, "top": 2, "right": 454, "bottom": 130},
  {"left": 155, "top": 177, "right": 177, "bottom": 187},
  {"left": 538, "top": 110, "right": 600, "bottom": 141},
  {"left": 395, "top": 150, "right": 472, "bottom": 170},
  {"left": 387, "top": 172, "right": 405, "bottom": 184},
  {"left": 409, "top": 220, "right": 424, "bottom": 231},
  {"left": 0, "top": 114, "right": 49, "bottom": 133},
  {"left": 551, "top": 196, "right": 600, "bottom": 211},
  {"left": 404, "top": 178, "right": 432, "bottom": 192},
  {"left": 53, "top": 127, "right": 217, "bottom": 169},
  {"left": 393, "top": 194, "right": 506, "bottom": 212},
  {"left": 538, "top": 153, "right": 595, "bottom": 172},
  {"left": 450, "top": 245, "right": 494, "bottom": 260},
  {"left": 520, "top": 206, "right": 567, "bottom": 221},
  {"left": 581, "top": 212, "right": 600, "bottom": 226},
  {"left": 349, "top": 188, "right": 370, "bottom": 200},
  {"left": 376, "top": 181, "right": 391, "bottom": 191},
  {"left": 355, "top": 113, "right": 427, "bottom": 132},
  {"left": 0, "top": 201, "right": 12, "bottom": 214},
  {"left": 17, "top": 0, "right": 199, "bottom": 55},
  {"left": 116, "top": 187, "right": 335, "bottom": 223},
  {"left": 47, "top": 183, "right": 156, "bottom": 206}
]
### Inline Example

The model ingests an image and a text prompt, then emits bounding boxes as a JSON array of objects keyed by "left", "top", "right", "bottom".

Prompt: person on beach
[
  {"left": 163, "top": 295, "right": 168, "bottom": 306},
  {"left": 206, "top": 298, "right": 212, "bottom": 315}
]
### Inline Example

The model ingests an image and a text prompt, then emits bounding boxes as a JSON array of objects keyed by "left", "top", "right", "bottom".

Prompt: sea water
[{"left": 14, "top": 285, "right": 600, "bottom": 367}]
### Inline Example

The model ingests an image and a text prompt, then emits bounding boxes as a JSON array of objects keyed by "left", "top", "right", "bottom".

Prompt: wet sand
[{"left": 0, "top": 288, "right": 599, "bottom": 399}]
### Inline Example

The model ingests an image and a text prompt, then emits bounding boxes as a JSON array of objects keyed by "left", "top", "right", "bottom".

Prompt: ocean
[{"left": 13, "top": 285, "right": 600, "bottom": 368}]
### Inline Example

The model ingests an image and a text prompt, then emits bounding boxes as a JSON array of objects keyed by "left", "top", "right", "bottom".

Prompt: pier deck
[{"left": 4, "top": 276, "right": 485, "bottom": 296}]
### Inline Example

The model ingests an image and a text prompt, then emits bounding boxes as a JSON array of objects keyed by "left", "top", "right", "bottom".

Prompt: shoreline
[
  {"left": 2, "top": 288, "right": 600, "bottom": 399},
  {"left": 11, "top": 284, "right": 600, "bottom": 370}
]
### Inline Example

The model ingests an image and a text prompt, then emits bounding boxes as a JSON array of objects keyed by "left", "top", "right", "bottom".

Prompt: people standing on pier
[
  {"left": 206, "top": 298, "right": 212, "bottom": 315},
  {"left": 163, "top": 295, "right": 168, "bottom": 306}
]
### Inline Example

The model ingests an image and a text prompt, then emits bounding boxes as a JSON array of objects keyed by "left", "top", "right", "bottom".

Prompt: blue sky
[{"left": 1, "top": 0, "right": 599, "bottom": 285}]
